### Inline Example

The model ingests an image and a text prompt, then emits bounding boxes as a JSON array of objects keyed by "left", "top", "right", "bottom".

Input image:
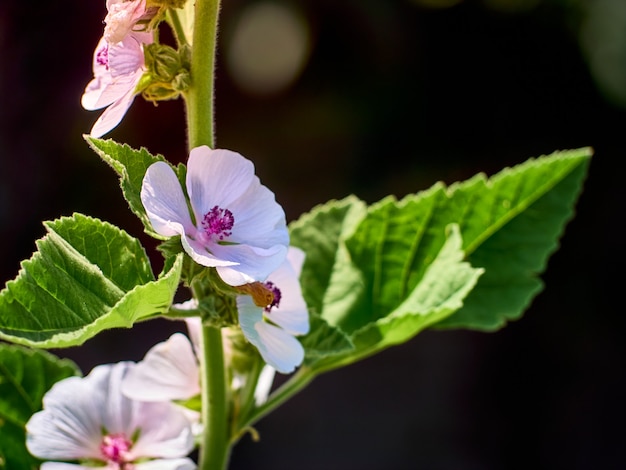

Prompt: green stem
[
  {"left": 236, "top": 367, "right": 316, "bottom": 433},
  {"left": 185, "top": 0, "right": 221, "bottom": 149},
  {"left": 184, "top": 0, "right": 228, "bottom": 468},
  {"left": 231, "top": 355, "right": 264, "bottom": 437},
  {"left": 166, "top": 8, "right": 189, "bottom": 47},
  {"left": 198, "top": 323, "right": 230, "bottom": 470}
]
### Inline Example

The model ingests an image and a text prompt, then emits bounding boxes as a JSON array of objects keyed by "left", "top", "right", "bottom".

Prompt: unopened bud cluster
[{"left": 140, "top": 44, "right": 191, "bottom": 101}]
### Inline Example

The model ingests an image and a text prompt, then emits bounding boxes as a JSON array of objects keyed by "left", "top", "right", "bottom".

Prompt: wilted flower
[
  {"left": 141, "top": 146, "right": 289, "bottom": 286},
  {"left": 104, "top": 0, "right": 149, "bottom": 44},
  {"left": 237, "top": 247, "right": 309, "bottom": 373},
  {"left": 26, "top": 362, "right": 196, "bottom": 470}
]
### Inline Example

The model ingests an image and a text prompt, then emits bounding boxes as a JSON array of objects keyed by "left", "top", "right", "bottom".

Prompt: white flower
[
  {"left": 237, "top": 246, "right": 309, "bottom": 374},
  {"left": 122, "top": 332, "right": 201, "bottom": 402},
  {"left": 141, "top": 146, "right": 289, "bottom": 286},
  {"left": 122, "top": 316, "right": 202, "bottom": 404},
  {"left": 26, "top": 362, "right": 196, "bottom": 470}
]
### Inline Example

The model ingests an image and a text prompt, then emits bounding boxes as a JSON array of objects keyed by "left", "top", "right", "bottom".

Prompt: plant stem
[
  {"left": 166, "top": 8, "right": 188, "bottom": 47},
  {"left": 185, "top": 0, "right": 221, "bottom": 149},
  {"left": 237, "top": 367, "right": 316, "bottom": 433},
  {"left": 184, "top": 0, "right": 228, "bottom": 468},
  {"left": 198, "top": 323, "right": 230, "bottom": 470}
]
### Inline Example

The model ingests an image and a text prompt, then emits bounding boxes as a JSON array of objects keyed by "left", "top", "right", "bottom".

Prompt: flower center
[
  {"left": 263, "top": 281, "right": 282, "bottom": 312},
  {"left": 96, "top": 45, "right": 110, "bottom": 70},
  {"left": 100, "top": 433, "right": 132, "bottom": 466},
  {"left": 202, "top": 206, "right": 234, "bottom": 241}
]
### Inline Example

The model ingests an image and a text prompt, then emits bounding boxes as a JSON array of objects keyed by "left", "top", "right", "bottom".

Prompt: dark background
[{"left": 1, "top": 0, "right": 624, "bottom": 469}]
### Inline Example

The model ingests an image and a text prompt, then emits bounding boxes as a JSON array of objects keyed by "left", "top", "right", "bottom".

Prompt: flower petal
[
  {"left": 104, "top": 0, "right": 147, "bottom": 44},
  {"left": 88, "top": 86, "right": 137, "bottom": 137},
  {"left": 142, "top": 161, "right": 194, "bottom": 237},
  {"left": 254, "top": 322, "right": 305, "bottom": 374},
  {"left": 185, "top": 146, "right": 289, "bottom": 251},
  {"left": 82, "top": 36, "right": 147, "bottom": 112},
  {"left": 41, "top": 463, "right": 96, "bottom": 470},
  {"left": 131, "top": 408, "right": 194, "bottom": 459},
  {"left": 263, "top": 247, "right": 309, "bottom": 335},
  {"left": 186, "top": 147, "right": 256, "bottom": 222},
  {"left": 180, "top": 233, "right": 241, "bottom": 268},
  {"left": 184, "top": 316, "right": 202, "bottom": 353},
  {"left": 224, "top": 177, "right": 288, "bottom": 249},
  {"left": 26, "top": 375, "right": 103, "bottom": 460},
  {"left": 109, "top": 32, "right": 152, "bottom": 78},
  {"left": 27, "top": 363, "right": 194, "bottom": 464},
  {"left": 238, "top": 296, "right": 264, "bottom": 342},
  {"left": 254, "top": 365, "right": 276, "bottom": 405},
  {"left": 214, "top": 243, "right": 287, "bottom": 286},
  {"left": 135, "top": 459, "right": 197, "bottom": 470},
  {"left": 122, "top": 333, "right": 200, "bottom": 402},
  {"left": 286, "top": 245, "right": 305, "bottom": 275},
  {"left": 238, "top": 297, "right": 304, "bottom": 373}
]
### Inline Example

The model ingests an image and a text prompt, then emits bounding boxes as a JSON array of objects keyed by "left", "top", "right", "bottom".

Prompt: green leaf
[
  {"left": 0, "top": 344, "right": 79, "bottom": 469},
  {"left": 85, "top": 136, "right": 185, "bottom": 237},
  {"left": 0, "top": 214, "right": 183, "bottom": 348},
  {"left": 289, "top": 196, "right": 367, "bottom": 318},
  {"left": 351, "top": 224, "right": 482, "bottom": 350},
  {"left": 290, "top": 148, "right": 590, "bottom": 372},
  {"left": 310, "top": 224, "right": 482, "bottom": 373},
  {"left": 329, "top": 184, "right": 447, "bottom": 334},
  {"left": 434, "top": 148, "right": 591, "bottom": 330},
  {"left": 301, "top": 311, "right": 354, "bottom": 363},
  {"left": 289, "top": 197, "right": 364, "bottom": 365}
]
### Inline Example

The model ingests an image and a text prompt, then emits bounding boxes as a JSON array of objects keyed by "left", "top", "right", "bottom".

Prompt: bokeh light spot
[{"left": 225, "top": 2, "right": 311, "bottom": 96}]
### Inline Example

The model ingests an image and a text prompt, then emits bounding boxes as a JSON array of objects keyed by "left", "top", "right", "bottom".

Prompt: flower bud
[
  {"left": 144, "top": 43, "right": 182, "bottom": 81},
  {"left": 140, "top": 43, "right": 190, "bottom": 102}
]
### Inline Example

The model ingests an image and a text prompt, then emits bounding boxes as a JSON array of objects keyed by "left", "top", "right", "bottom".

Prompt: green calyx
[
  {"left": 139, "top": 43, "right": 191, "bottom": 102},
  {"left": 188, "top": 267, "right": 240, "bottom": 328}
]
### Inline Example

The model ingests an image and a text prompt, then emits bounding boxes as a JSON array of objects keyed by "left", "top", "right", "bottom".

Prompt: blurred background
[{"left": 1, "top": 0, "right": 624, "bottom": 468}]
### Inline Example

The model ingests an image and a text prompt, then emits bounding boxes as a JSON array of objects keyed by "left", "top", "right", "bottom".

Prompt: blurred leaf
[
  {"left": 0, "top": 344, "right": 79, "bottom": 469},
  {"left": 580, "top": 0, "right": 626, "bottom": 108},
  {"left": 0, "top": 214, "right": 183, "bottom": 348}
]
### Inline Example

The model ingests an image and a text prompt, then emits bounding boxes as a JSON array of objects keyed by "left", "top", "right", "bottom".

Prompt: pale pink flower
[
  {"left": 141, "top": 146, "right": 289, "bottom": 286},
  {"left": 26, "top": 362, "right": 196, "bottom": 470},
  {"left": 237, "top": 247, "right": 310, "bottom": 373},
  {"left": 81, "top": 29, "right": 152, "bottom": 137}
]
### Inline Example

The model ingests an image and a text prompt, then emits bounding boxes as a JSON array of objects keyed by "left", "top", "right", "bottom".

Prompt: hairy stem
[
  {"left": 185, "top": 0, "right": 221, "bottom": 149},
  {"left": 184, "top": 0, "right": 229, "bottom": 469},
  {"left": 198, "top": 323, "right": 230, "bottom": 470}
]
